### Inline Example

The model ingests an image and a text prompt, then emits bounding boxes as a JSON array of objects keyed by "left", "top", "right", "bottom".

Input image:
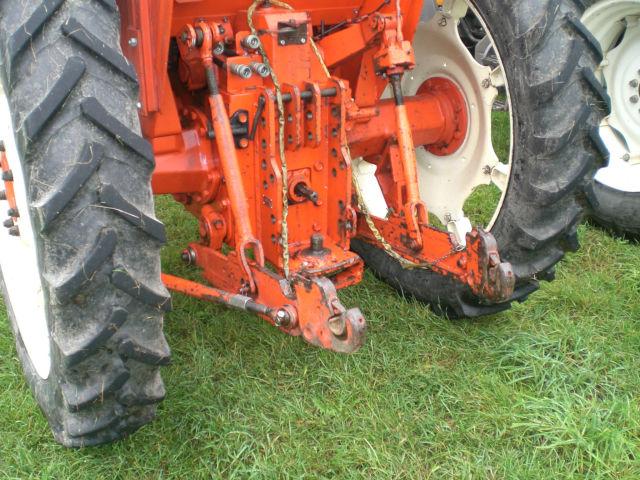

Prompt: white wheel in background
[
  {"left": 583, "top": 0, "right": 640, "bottom": 191},
  {"left": 582, "top": 0, "right": 640, "bottom": 238}
]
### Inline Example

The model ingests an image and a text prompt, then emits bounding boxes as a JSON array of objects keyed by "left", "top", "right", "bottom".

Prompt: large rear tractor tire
[
  {"left": 352, "top": 0, "right": 609, "bottom": 317},
  {"left": 581, "top": 0, "right": 640, "bottom": 240},
  {"left": 0, "top": 0, "right": 171, "bottom": 447}
]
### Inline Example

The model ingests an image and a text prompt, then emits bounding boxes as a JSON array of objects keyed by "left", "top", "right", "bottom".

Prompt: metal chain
[
  {"left": 248, "top": 0, "right": 294, "bottom": 280},
  {"left": 248, "top": 0, "right": 446, "bottom": 271}
]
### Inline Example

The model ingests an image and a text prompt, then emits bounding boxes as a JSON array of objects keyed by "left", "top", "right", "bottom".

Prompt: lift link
[{"left": 195, "top": 21, "right": 265, "bottom": 293}]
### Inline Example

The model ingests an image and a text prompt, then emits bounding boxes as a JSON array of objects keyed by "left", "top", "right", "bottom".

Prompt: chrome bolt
[
  {"left": 8, "top": 226, "right": 19, "bottom": 237},
  {"left": 631, "top": 95, "right": 639, "bottom": 104},
  {"left": 306, "top": 111, "right": 313, "bottom": 120},
  {"left": 136, "top": 102, "right": 142, "bottom": 110},
  {"left": 3, "top": 218, "right": 14, "bottom": 228},
  {"left": 229, "top": 63, "right": 253, "bottom": 79},
  {"left": 630, "top": 79, "right": 639, "bottom": 88},
  {"left": 300, "top": 37, "right": 307, "bottom": 44},
  {"left": 2, "top": 170, "right": 13, "bottom": 181},
  {"left": 7, "top": 207, "right": 19, "bottom": 218},
  {"left": 250, "top": 61, "right": 270, "bottom": 78},
  {"left": 242, "top": 35, "right": 261, "bottom": 50},
  {"left": 481, "top": 78, "right": 491, "bottom": 88},
  {"left": 279, "top": 39, "right": 286, "bottom": 46},
  {"left": 623, "top": 153, "right": 631, "bottom": 162},
  {"left": 128, "top": 37, "right": 138, "bottom": 47}
]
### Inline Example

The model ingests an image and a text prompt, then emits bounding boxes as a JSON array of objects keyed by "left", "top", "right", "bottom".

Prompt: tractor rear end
[{"left": 0, "top": 0, "right": 607, "bottom": 446}]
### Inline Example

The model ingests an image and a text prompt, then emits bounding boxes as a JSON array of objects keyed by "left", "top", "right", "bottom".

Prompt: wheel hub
[
  {"left": 417, "top": 76, "right": 468, "bottom": 156},
  {"left": 0, "top": 84, "right": 50, "bottom": 379}
]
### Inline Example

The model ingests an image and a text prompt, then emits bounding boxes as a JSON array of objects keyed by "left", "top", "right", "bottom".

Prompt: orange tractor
[{"left": 0, "top": 0, "right": 607, "bottom": 446}]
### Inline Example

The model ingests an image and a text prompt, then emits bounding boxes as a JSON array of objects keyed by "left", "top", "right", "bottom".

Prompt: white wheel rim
[
  {"left": 582, "top": 0, "right": 640, "bottom": 193},
  {"left": 0, "top": 83, "right": 51, "bottom": 379},
  {"left": 407, "top": 0, "right": 513, "bottom": 242}
]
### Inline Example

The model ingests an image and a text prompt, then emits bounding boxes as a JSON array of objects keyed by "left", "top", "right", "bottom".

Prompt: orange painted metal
[
  {"left": 0, "top": 149, "right": 17, "bottom": 218},
  {"left": 115, "top": 1, "right": 514, "bottom": 353}
]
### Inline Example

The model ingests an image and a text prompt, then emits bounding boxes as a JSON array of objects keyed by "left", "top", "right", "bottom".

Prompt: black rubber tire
[
  {"left": 0, "top": 0, "right": 171, "bottom": 447},
  {"left": 352, "top": 0, "right": 610, "bottom": 318},
  {"left": 586, "top": 180, "right": 640, "bottom": 241}
]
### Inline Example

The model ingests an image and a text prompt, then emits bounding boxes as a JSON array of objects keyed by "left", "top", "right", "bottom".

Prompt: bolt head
[
  {"left": 3, "top": 218, "right": 14, "bottom": 228},
  {"left": 0, "top": 191, "right": 6, "bottom": 201},
  {"left": 275, "top": 309, "right": 291, "bottom": 327},
  {"left": 0, "top": 140, "right": 5, "bottom": 152},
  {"left": 8, "top": 226, "right": 19, "bottom": 237},
  {"left": 2, "top": 170, "right": 13, "bottom": 182},
  {"left": 630, "top": 79, "right": 639, "bottom": 88},
  {"left": 623, "top": 153, "right": 631, "bottom": 162},
  {"left": 279, "top": 39, "right": 286, "bottom": 46},
  {"left": 128, "top": 37, "right": 138, "bottom": 47},
  {"left": 300, "top": 38, "right": 306, "bottom": 44},
  {"left": 7, "top": 207, "right": 19, "bottom": 218},
  {"left": 631, "top": 95, "right": 639, "bottom": 104}
]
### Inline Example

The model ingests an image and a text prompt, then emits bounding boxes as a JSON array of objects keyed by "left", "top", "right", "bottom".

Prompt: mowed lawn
[{"left": 1, "top": 111, "right": 639, "bottom": 478}]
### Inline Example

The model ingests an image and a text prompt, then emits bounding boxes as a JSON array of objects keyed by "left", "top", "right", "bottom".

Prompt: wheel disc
[
  {"left": 408, "top": 0, "right": 512, "bottom": 242},
  {"left": 582, "top": 0, "right": 640, "bottom": 193},
  {"left": 0, "top": 83, "right": 50, "bottom": 379}
]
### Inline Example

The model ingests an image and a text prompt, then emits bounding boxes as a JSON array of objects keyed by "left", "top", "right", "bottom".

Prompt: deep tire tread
[
  {"left": 0, "top": 0, "right": 169, "bottom": 447},
  {"left": 99, "top": 184, "right": 168, "bottom": 243},
  {"left": 81, "top": 97, "right": 155, "bottom": 166},
  {"left": 62, "top": 17, "right": 138, "bottom": 82},
  {"left": 22, "top": 56, "right": 85, "bottom": 141},
  {"left": 53, "top": 228, "right": 117, "bottom": 303},
  {"left": 111, "top": 266, "right": 173, "bottom": 312}
]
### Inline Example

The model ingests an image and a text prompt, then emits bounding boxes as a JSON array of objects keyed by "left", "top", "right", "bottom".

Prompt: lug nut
[
  {"left": 3, "top": 218, "right": 14, "bottom": 228},
  {"left": 250, "top": 61, "right": 270, "bottom": 78},
  {"left": 8, "top": 226, "right": 19, "bottom": 237},
  {"left": 229, "top": 63, "right": 252, "bottom": 79},
  {"left": 0, "top": 190, "right": 6, "bottom": 200},
  {"left": 630, "top": 79, "right": 639, "bottom": 88},
  {"left": 242, "top": 35, "right": 261, "bottom": 50},
  {"left": 2, "top": 170, "right": 13, "bottom": 181},
  {"left": 7, "top": 207, "right": 19, "bottom": 218},
  {"left": 631, "top": 95, "right": 639, "bottom": 104}
]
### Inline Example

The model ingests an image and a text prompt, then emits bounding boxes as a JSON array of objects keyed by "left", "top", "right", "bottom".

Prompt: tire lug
[
  {"left": 0, "top": 190, "right": 6, "bottom": 200},
  {"left": 3, "top": 218, "right": 14, "bottom": 228},
  {"left": 2, "top": 170, "right": 13, "bottom": 181},
  {"left": 7, "top": 207, "right": 19, "bottom": 218},
  {"left": 8, "top": 226, "right": 20, "bottom": 237}
]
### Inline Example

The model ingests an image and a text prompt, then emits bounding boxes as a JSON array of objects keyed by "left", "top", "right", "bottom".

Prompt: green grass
[{"left": 1, "top": 115, "right": 640, "bottom": 478}]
